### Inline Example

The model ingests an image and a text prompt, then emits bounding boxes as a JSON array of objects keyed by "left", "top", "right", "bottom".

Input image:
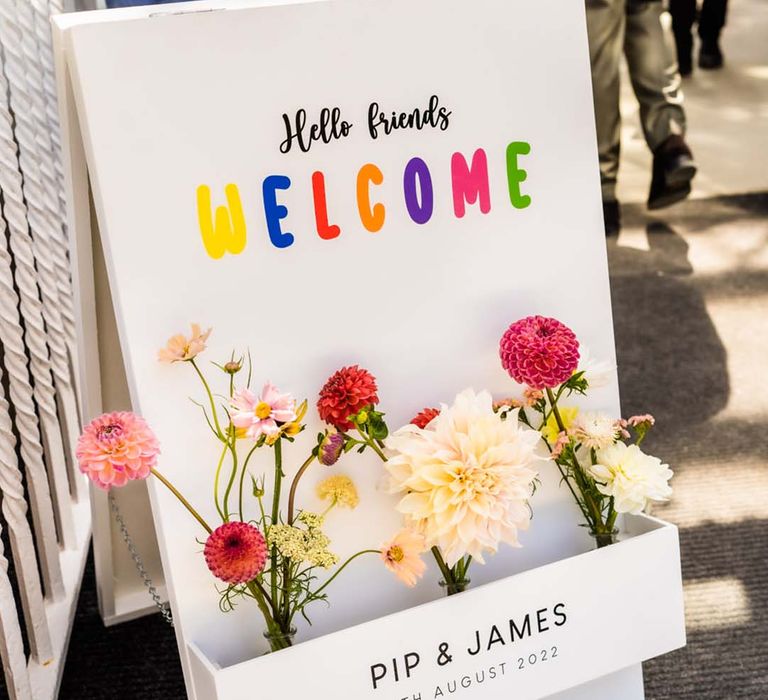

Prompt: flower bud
[
  {"left": 319, "top": 432, "right": 345, "bottom": 466},
  {"left": 224, "top": 360, "right": 242, "bottom": 374}
]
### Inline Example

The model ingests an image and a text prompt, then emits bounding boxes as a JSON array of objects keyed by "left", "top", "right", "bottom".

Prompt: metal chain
[{"left": 108, "top": 493, "right": 174, "bottom": 627}]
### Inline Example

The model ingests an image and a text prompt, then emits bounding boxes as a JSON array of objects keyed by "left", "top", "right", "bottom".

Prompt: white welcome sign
[{"left": 55, "top": 0, "right": 684, "bottom": 698}]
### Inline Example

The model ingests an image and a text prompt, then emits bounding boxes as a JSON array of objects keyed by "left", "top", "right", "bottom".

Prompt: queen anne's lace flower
[
  {"left": 268, "top": 522, "right": 338, "bottom": 568},
  {"left": 76, "top": 412, "right": 160, "bottom": 490},
  {"left": 587, "top": 442, "right": 673, "bottom": 513},
  {"left": 386, "top": 388, "right": 540, "bottom": 566}
]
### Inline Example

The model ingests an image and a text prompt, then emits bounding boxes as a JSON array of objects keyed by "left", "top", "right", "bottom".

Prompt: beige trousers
[{"left": 586, "top": 0, "right": 686, "bottom": 200}]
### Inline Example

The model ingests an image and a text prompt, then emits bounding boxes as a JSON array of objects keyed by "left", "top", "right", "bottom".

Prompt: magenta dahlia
[
  {"left": 204, "top": 522, "right": 267, "bottom": 584},
  {"left": 76, "top": 412, "right": 160, "bottom": 490},
  {"left": 499, "top": 316, "right": 580, "bottom": 389},
  {"left": 317, "top": 365, "right": 379, "bottom": 431}
]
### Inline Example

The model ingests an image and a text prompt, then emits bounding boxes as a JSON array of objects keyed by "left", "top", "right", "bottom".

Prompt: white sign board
[{"left": 54, "top": 0, "right": 677, "bottom": 697}]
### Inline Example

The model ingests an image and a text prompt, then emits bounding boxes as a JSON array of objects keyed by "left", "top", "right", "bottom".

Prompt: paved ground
[
  {"left": 611, "top": 194, "right": 768, "bottom": 699},
  {"left": 612, "top": 7, "right": 768, "bottom": 694}
]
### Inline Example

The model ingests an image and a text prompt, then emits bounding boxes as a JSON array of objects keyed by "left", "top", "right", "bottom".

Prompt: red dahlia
[
  {"left": 317, "top": 365, "right": 379, "bottom": 431},
  {"left": 204, "top": 521, "right": 267, "bottom": 584},
  {"left": 410, "top": 407, "right": 440, "bottom": 429},
  {"left": 499, "top": 316, "right": 580, "bottom": 390}
]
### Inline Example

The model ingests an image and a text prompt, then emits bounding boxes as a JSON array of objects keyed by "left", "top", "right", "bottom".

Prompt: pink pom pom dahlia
[
  {"left": 317, "top": 365, "right": 379, "bottom": 431},
  {"left": 499, "top": 316, "right": 580, "bottom": 390},
  {"left": 76, "top": 412, "right": 160, "bottom": 490},
  {"left": 204, "top": 522, "right": 268, "bottom": 584}
]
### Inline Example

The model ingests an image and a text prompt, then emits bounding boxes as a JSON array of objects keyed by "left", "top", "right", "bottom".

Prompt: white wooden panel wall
[{"left": 0, "top": 0, "right": 91, "bottom": 697}]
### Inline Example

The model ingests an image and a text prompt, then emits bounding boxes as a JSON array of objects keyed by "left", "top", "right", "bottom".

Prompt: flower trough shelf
[{"left": 187, "top": 513, "right": 685, "bottom": 700}]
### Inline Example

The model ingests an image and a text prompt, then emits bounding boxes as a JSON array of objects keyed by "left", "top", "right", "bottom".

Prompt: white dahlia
[
  {"left": 385, "top": 388, "right": 540, "bottom": 566},
  {"left": 577, "top": 345, "right": 615, "bottom": 390},
  {"left": 587, "top": 442, "right": 673, "bottom": 514}
]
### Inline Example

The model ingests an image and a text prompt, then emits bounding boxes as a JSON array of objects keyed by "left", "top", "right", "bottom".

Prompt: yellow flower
[
  {"left": 541, "top": 406, "right": 578, "bottom": 444},
  {"left": 386, "top": 388, "right": 540, "bottom": 566},
  {"left": 262, "top": 399, "right": 307, "bottom": 444},
  {"left": 316, "top": 474, "right": 359, "bottom": 509}
]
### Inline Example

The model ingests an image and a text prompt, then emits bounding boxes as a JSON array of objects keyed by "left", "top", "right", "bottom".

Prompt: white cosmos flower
[
  {"left": 570, "top": 411, "right": 620, "bottom": 450},
  {"left": 577, "top": 345, "right": 615, "bottom": 390},
  {"left": 385, "top": 388, "right": 541, "bottom": 566},
  {"left": 587, "top": 442, "right": 673, "bottom": 514}
]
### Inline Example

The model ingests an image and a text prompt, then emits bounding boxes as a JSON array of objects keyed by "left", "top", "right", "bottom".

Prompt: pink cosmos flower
[
  {"left": 499, "top": 316, "right": 580, "bottom": 390},
  {"left": 204, "top": 522, "right": 268, "bottom": 584},
  {"left": 76, "top": 412, "right": 160, "bottom": 490},
  {"left": 231, "top": 383, "right": 297, "bottom": 440}
]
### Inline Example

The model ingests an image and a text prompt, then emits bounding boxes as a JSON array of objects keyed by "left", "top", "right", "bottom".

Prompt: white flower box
[{"left": 186, "top": 514, "right": 685, "bottom": 699}]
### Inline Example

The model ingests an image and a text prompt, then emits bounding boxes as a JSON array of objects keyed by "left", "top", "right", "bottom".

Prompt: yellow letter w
[{"left": 197, "top": 184, "right": 247, "bottom": 259}]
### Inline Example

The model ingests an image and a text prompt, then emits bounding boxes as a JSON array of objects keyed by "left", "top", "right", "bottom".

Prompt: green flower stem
[
  {"left": 213, "top": 443, "right": 228, "bottom": 521},
  {"left": 222, "top": 430, "right": 239, "bottom": 520},
  {"left": 545, "top": 388, "right": 606, "bottom": 533},
  {"left": 246, "top": 582, "right": 291, "bottom": 649},
  {"left": 287, "top": 454, "right": 316, "bottom": 525},
  {"left": 191, "top": 358, "right": 224, "bottom": 440},
  {"left": 357, "top": 428, "right": 387, "bottom": 461},
  {"left": 237, "top": 444, "right": 260, "bottom": 522},
  {"left": 270, "top": 440, "right": 283, "bottom": 618},
  {"left": 310, "top": 549, "right": 380, "bottom": 600},
  {"left": 150, "top": 468, "right": 212, "bottom": 534},
  {"left": 431, "top": 546, "right": 454, "bottom": 585}
]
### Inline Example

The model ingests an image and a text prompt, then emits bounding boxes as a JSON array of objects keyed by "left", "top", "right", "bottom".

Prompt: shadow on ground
[{"left": 610, "top": 193, "right": 768, "bottom": 699}]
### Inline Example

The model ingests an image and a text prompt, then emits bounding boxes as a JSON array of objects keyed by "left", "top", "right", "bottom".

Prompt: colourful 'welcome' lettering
[{"left": 196, "top": 141, "right": 531, "bottom": 256}]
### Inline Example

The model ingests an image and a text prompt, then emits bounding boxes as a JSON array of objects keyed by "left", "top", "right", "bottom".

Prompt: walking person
[
  {"left": 586, "top": 0, "right": 697, "bottom": 235},
  {"left": 668, "top": 0, "right": 728, "bottom": 75}
]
